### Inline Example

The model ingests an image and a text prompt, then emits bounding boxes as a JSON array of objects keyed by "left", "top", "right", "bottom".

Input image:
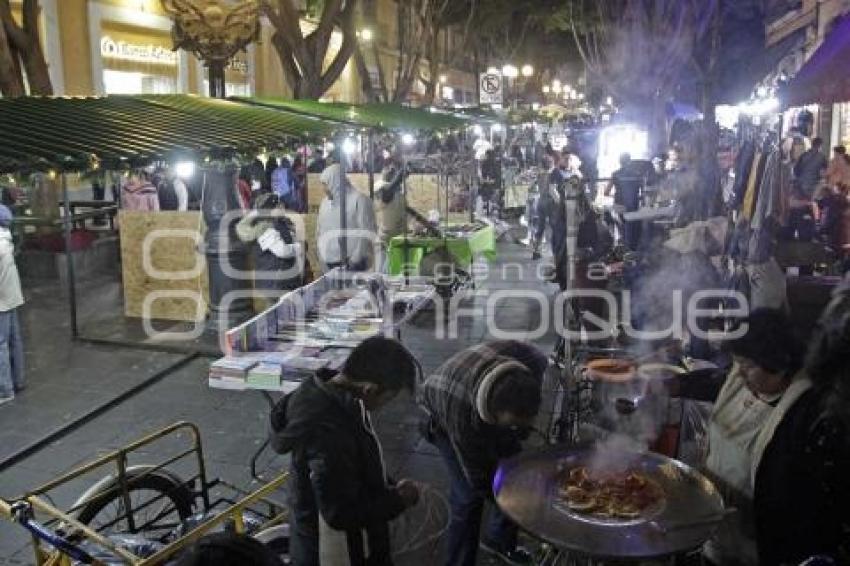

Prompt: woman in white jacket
[
  {"left": 0, "top": 205, "right": 24, "bottom": 404},
  {"left": 316, "top": 164, "right": 378, "bottom": 272}
]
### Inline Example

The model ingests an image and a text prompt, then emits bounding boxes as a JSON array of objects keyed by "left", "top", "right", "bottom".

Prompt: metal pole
[
  {"left": 61, "top": 173, "right": 79, "bottom": 339},
  {"left": 339, "top": 137, "right": 348, "bottom": 269},
  {"left": 402, "top": 149, "right": 409, "bottom": 285},
  {"left": 301, "top": 138, "right": 309, "bottom": 213},
  {"left": 368, "top": 129, "right": 376, "bottom": 199}
]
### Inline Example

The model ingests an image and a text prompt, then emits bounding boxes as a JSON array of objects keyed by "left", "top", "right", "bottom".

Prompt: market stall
[
  {"left": 385, "top": 221, "right": 496, "bottom": 276},
  {"left": 210, "top": 268, "right": 434, "bottom": 391}
]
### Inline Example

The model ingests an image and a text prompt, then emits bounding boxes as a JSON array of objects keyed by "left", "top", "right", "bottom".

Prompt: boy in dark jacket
[
  {"left": 418, "top": 340, "right": 547, "bottom": 566},
  {"left": 270, "top": 337, "right": 421, "bottom": 566}
]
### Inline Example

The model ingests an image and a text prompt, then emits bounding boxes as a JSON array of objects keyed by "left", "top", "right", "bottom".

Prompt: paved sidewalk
[{"left": 0, "top": 238, "right": 557, "bottom": 564}]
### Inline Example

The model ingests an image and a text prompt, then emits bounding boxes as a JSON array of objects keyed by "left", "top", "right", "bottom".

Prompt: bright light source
[
  {"left": 597, "top": 124, "right": 649, "bottom": 178},
  {"left": 441, "top": 85, "right": 454, "bottom": 99},
  {"left": 542, "top": 85, "right": 550, "bottom": 94},
  {"left": 521, "top": 64, "right": 534, "bottom": 77},
  {"left": 175, "top": 161, "right": 195, "bottom": 178},
  {"left": 606, "top": 96, "right": 613, "bottom": 105},
  {"left": 472, "top": 124, "right": 484, "bottom": 136},
  {"left": 439, "top": 74, "right": 447, "bottom": 84},
  {"left": 502, "top": 64, "right": 518, "bottom": 78},
  {"left": 532, "top": 102, "right": 540, "bottom": 110},
  {"left": 358, "top": 28, "right": 373, "bottom": 42},
  {"left": 486, "top": 66, "right": 500, "bottom": 75},
  {"left": 552, "top": 79, "right": 561, "bottom": 89},
  {"left": 401, "top": 133, "right": 415, "bottom": 146},
  {"left": 342, "top": 138, "right": 357, "bottom": 155},
  {"left": 578, "top": 93, "right": 585, "bottom": 100},
  {"left": 738, "top": 96, "right": 779, "bottom": 116},
  {"left": 492, "top": 123, "right": 502, "bottom": 132}
]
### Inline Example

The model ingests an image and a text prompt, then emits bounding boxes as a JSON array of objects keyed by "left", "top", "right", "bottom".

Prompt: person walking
[
  {"left": 418, "top": 340, "right": 547, "bottom": 566},
  {"left": 605, "top": 153, "right": 643, "bottom": 250},
  {"left": 0, "top": 205, "right": 24, "bottom": 403}
]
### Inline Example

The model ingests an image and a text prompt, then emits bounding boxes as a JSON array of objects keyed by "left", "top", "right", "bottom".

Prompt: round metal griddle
[{"left": 494, "top": 445, "right": 724, "bottom": 560}]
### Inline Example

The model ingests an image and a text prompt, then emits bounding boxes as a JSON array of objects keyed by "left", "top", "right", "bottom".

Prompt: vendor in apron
[{"left": 703, "top": 309, "right": 810, "bottom": 566}]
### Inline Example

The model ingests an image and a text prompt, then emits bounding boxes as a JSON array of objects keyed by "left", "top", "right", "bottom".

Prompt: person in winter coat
[
  {"left": 121, "top": 170, "right": 159, "bottom": 211},
  {"left": 157, "top": 168, "right": 189, "bottom": 211},
  {"left": 235, "top": 193, "right": 303, "bottom": 311},
  {"left": 0, "top": 205, "right": 24, "bottom": 403},
  {"left": 270, "top": 336, "right": 422, "bottom": 566},
  {"left": 271, "top": 157, "right": 296, "bottom": 209},
  {"left": 316, "top": 164, "right": 377, "bottom": 272},
  {"left": 669, "top": 307, "right": 850, "bottom": 565},
  {"left": 292, "top": 155, "right": 307, "bottom": 212},
  {"left": 418, "top": 340, "right": 547, "bottom": 566},
  {"left": 375, "top": 155, "right": 407, "bottom": 239},
  {"left": 479, "top": 150, "right": 501, "bottom": 216}
]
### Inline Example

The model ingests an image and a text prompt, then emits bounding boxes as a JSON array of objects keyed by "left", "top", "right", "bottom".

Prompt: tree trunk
[
  {"left": 0, "top": 27, "right": 24, "bottom": 96},
  {"left": 353, "top": 44, "right": 379, "bottom": 103},
  {"left": 18, "top": 33, "right": 52, "bottom": 94}
]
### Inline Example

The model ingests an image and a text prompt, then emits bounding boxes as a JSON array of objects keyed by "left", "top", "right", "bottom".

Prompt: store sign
[
  {"left": 479, "top": 72, "right": 502, "bottom": 105},
  {"left": 100, "top": 36, "right": 178, "bottom": 65}
]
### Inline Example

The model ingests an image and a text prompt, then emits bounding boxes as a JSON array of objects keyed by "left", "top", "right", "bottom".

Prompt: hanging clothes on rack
[
  {"left": 751, "top": 150, "right": 792, "bottom": 232},
  {"left": 730, "top": 140, "right": 756, "bottom": 208},
  {"left": 742, "top": 150, "right": 765, "bottom": 220}
]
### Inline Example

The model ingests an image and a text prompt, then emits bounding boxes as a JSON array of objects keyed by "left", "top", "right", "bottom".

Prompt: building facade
[
  {"left": 766, "top": 0, "right": 850, "bottom": 146},
  {"left": 9, "top": 0, "right": 476, "bottom": 105}
]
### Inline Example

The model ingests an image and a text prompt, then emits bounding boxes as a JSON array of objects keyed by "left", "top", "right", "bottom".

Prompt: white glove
[{"left": 269, "top": 240, "right": 302, "bottom": 260}]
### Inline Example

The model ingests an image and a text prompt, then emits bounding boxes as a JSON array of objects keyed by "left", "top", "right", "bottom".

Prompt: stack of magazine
[{"left": 208, "top": 357, "right": 258, "bottom": 390}]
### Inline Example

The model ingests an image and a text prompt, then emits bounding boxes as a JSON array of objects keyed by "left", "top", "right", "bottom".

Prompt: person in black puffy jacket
[{"left": 270, "top": 337, "right": 421, "bottom": 566}]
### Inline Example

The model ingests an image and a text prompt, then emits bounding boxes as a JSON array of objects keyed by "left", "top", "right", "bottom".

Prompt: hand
[{"left": 396, "top": 479, "right": 421, "bottom": 508}]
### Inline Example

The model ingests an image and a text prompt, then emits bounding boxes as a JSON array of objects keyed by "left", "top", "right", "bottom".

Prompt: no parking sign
[{"left": 479, "top": 72, "right": 503, "bottom": 105}]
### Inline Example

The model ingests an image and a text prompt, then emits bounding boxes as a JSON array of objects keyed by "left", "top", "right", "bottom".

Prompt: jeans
[
  {"left": 0, "top": 309, "right": 24, "bottom": 397},
  {"left": 432, "top": 431, "right": 517, "bottom": 566}
]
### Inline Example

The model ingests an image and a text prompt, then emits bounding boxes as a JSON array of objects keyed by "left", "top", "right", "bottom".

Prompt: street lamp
[
  {"left": 161, "top": 0, "right": 260, "bottom": 98},
  {"left": 542, "top": 85, "right": 550, "bottom": 94},
  {"left": 521, "top": 64, "right": 534, "bottom": 77},
  {"left": 439, "top": 74, "right": 447, "bottom": 84},
  {"left": 502, "top": 64, "right": 518, "bottom": 78},
  {"left": 552, "top": 83, "right": 562, "bottom": 94},
  {"left": 358, "top": 28, "right": 373, "bottom": 42}
]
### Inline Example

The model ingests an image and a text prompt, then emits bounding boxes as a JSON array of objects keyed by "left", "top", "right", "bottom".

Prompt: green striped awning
[
  {"left": 236, "top": 97, "right": 471, "bottom": 131},
  {"left": 0, "top": 95, "right": 339, "bottom": 173}
]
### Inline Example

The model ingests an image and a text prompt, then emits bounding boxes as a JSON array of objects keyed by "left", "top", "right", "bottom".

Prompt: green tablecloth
[{"left": 386, "top": 225, "right": 496, "bottom": 275}]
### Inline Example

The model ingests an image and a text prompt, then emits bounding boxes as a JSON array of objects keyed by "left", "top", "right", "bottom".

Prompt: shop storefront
[{"left": 99, "top": 23, "right": 180, "bottom": 94}]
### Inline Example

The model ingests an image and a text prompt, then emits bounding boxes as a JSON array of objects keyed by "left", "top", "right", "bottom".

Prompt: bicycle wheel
[{"left": 75, "top": 469, "right": 194, "bottom": 542}]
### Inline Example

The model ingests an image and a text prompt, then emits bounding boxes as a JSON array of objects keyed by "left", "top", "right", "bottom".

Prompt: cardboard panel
[{"left": 119, "top": 211, "right": 209, "bottom": 321}]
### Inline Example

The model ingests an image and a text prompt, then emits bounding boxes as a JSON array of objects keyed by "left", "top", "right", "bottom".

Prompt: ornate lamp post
[
  {"left": 161, "top": 0, "right": 261, "bottom": 331},
  {"left": 161, "top": 0, "right": 260, "bottom": 98}
]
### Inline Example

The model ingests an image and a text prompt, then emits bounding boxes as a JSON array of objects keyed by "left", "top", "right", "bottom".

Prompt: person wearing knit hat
[
  {"left": 0, "top": 204, "right": 24, "bottom": 404},
  {"left": 418, "top": 340, "right": 546, "bottom": 566}
]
